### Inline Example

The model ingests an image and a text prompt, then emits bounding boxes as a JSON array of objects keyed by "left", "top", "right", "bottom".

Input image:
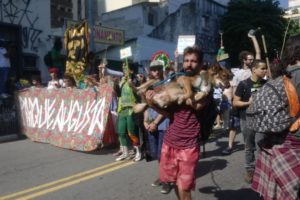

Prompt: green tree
[
  {"left": 287, "top": 17, "right": 300, "bottom": 36},
  {"left": 221, "top": 0, "right": 287, "bottom": 67}
]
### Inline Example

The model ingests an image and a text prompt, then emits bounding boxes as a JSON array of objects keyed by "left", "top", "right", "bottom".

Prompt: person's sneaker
[
  {"left": 128, "top": 149, "right": 135, "bottom": 156},
  {"left": 160, "top": 183, "right": 173, "bottom": 194},
  {"left": 244, "top": 170, "right": 254, "bottom": 184},
  {"left": 151, "top": 178, "right": 161, "bottom": 187},
  {"left": 221, "top": 147, "right": 232, "bottom": 155},
  {"left": 112, "top": 150, "right": 123, "bottom": 157},
  {"left": 115, "top": 153, "right": 128, "bottom": 161},
  {"left": 133, "top": 153, "right": 142, "bottom": 162}
]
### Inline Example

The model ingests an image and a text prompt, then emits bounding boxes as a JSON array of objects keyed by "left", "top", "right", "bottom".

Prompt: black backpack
[{"left": 44, "top": 51, "right": 53, "bottom": 67}]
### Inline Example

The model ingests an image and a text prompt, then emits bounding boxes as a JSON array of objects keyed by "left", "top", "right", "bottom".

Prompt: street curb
[{"left": 0, "top": 134, "right": 19, "bottom": 143}]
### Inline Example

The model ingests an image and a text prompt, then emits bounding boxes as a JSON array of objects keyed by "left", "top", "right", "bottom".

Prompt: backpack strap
[
  {"left": 283, "top": 75, "right": 300, "bottom": 117},
  {"left": 265, "top": 82, "right": 283, "bottom": 103},
  {"left": 283, "top": 75, "right": 300, "bottom": 133}
]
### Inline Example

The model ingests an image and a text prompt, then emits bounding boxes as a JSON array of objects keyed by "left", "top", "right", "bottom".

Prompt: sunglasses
[{"left": 150, "top": 67, "right": 162, "bottom": 72}]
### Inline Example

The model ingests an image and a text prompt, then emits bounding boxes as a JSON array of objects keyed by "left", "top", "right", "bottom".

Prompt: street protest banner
[
  {"left": 177, "top": 35, "right": 195, "bottom": 54},
  {"left": 16, "top": 85, "right": 118, "bottom": 152}
]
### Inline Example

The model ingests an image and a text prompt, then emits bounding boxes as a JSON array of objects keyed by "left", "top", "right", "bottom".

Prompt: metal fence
[{"left": 0, "top": 96, "right": 19, "bottom": 136}]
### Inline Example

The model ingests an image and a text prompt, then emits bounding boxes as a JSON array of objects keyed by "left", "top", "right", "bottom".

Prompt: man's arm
[
  {"left": 143, "top": 109, "right": 150, "bottom": 131},
  {"left": 145, "top": 90, "right": 171, "bottom": 118},
  {"left": 174, "top": 49, "right": 179, "bottom": 72},
  {"left": 233, "top": 95, "right": 252, "bottom": 108},
  {"left": 186, "top": 95, "right": 207, "bottom": 110},
  {"left": 98, "top": 63, "right": 124, "bottom": 77},
  {"left": 148, "top": 113, "right": 165, "bottom": 132},
  {"left": 233, "top": 81, "right": 252, "bottom": 108}
]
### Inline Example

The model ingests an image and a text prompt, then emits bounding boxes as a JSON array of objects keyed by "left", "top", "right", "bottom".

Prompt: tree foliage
[
  {"left": 220, "top": 0, "right": 287, "bottom": 67},
  {"left": 287, "top": 17, "right": 300, "bottom": 36}
]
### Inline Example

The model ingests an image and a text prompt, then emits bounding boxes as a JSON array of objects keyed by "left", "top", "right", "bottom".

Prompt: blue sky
[{"left": 279, "top": 0, "right": 288, "bottom": 8}]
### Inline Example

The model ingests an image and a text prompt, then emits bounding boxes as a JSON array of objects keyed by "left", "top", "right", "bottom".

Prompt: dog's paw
[
  {"left": 133, "top": 103, "right": 147, "bottom": 113},
  {"left": 194, "top": 92, "right": 206, "bottom": 101},
  {"left": 136, "top": 88, "right": 147, "bottom": 95},
  {"left": 186, "top": 98, "right": 193, "bottom": 106},
  {"left": 177, "top": 96, "right": 184, "bottom": 104}
]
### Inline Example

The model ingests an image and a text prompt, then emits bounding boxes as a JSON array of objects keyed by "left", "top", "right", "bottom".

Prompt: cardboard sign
[
  {"left": 16, "top": 85, "right": 118, "bottom": 152},
  {"left": 120, "top": 46, "right": 132, "bottom": 59},
  {"left": 94, "top": 26, "right": 124, "bottom": 45},
  {"left": 177, "top": 35, "right": 196, "bottom": 54}
]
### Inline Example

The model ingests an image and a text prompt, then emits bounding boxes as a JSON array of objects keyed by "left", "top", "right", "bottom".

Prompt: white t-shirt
[
  {"left": 47, "top": 80, "right": 60, "bottom": 89},
  {"left": 0, "top": 47, "right": 10, "bottom": 68},
  {"left": 231, "top": 68, "right": 251, "bottom": 87},
  {"left": 213, "top": 87, "right": 223, "bottom": 100}
]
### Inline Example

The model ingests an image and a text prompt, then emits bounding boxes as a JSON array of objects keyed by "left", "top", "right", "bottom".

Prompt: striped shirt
[{"left": 164, "top": 105, "right": 201, "bottom": 149}]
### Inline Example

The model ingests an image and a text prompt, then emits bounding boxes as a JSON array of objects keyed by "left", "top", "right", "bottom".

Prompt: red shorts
[{"left": 159, "top": 143, "right": 200, "bottom": 190}]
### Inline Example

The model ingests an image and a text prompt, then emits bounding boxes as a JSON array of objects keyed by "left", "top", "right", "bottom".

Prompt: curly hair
[
  {"left": 183, "top": 46, "right": 203, "bottom": 63},
  {"left": 238, "top": 51, "right": 253, "bottom": 62}
]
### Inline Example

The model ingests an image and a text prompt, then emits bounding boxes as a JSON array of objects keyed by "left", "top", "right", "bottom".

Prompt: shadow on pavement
[
  {"left": 196, "top": 158, "right": 228, "bottom": 178},
  {"left": 85, "top": 145, "right": 119, "bottom": 155},
  {"left": 198, "top": 186, "right": 262, "bottom": 200},
  {"left": 202, "top": 143, "right": 244, "bottom": 159}
]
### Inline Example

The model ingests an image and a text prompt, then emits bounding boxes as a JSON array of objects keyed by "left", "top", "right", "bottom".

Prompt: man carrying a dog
[{"left": 146, "top": 46, "right": 204, "bottom": 200}]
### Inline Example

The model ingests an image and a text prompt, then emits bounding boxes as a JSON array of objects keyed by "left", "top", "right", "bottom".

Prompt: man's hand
[
  {"left": 144, "top": 122, "right": 150, "bottom": 131},
  {"left": 98, "top": 63, "right": 106, "bottom": 69},
  {"left": 149, "top": 123, "right": 158, "bottom": 132},
  {"left": 174, "top": 49, "right": 179, "bottom": 60},
  {"left": 145, "top": 90, "right": 155, "bottom": 101},
  {"left": 248, "top": 96, "right": 253, "bottom": 105},
  {"left": 186, "top": 98, "right": 206, "bottom": 110}
]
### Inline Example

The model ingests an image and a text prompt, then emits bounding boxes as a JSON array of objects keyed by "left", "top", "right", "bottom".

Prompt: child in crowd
[
  {"left": 62, "top": 74, "right": 76, "bottom": 88},
  {"left": 30, "top": 75, "right": 43, "bottom": 88}
]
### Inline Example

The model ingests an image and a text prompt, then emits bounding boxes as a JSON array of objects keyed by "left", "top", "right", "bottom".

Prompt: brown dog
[{"left": 133, "top": 63, "right": 232, "bottom": 113}]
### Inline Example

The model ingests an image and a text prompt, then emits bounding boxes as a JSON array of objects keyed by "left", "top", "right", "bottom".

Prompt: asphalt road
[{"left": 0, "top": 130, "right": 261, "bottom": 200}]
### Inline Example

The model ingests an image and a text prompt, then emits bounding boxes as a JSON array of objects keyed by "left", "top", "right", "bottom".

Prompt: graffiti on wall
[{"left": 0, "top": 0, "right": 43, "bottom": 52}]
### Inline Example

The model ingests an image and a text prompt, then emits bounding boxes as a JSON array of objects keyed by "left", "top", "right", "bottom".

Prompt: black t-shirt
[{"left": 235, "top": 77, "right": 266, "bottom": 107}]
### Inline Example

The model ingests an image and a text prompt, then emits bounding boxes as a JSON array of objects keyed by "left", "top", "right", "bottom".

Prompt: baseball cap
[{"left": 149, "top": 60, "right": 164, "bottom": 70}]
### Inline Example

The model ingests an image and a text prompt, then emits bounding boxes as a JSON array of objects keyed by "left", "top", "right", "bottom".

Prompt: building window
[
  {"left": 78, "top": 0, "right": 82, "bottom": 20},
  {"left": 201, "top": 16, "right": 209, "bottom": 29},
  {"left": 148, "top": 12, "right": 155, "bottom": 26},
  {"left": 23, "top": 53, "right": 37, "bottom": 71}
]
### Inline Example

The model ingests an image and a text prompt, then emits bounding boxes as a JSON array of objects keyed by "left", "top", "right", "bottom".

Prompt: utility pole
[{"left": 87, "top": 0, "right": 95, "bottom": 51}]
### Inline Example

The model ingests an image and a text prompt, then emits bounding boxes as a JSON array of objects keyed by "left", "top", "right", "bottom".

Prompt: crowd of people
[{"left": 2, "top": 31, "right": 299, "bottom": 200}]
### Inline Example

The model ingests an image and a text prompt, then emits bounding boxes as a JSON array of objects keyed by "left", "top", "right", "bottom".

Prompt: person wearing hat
[
  {"left": 143, "top": 59, "right": 171, "bottom": 193},
  {"left": 47, "top": 67, "right": 62, "bottom": 89}
]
